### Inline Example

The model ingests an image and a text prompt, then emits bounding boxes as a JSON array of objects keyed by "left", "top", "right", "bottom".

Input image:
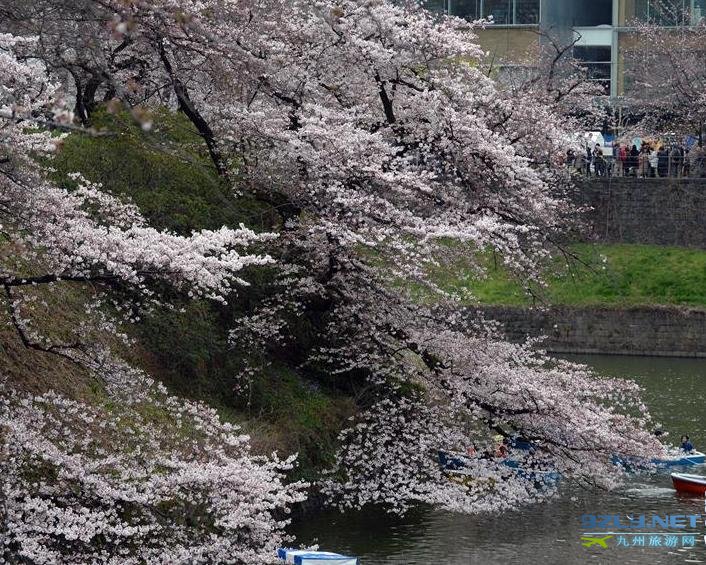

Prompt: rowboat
[
  {"left": 503, "top": 458, "right": 561, "bottom": 485},
  {"left": 439, "top": 451, "right": 560, "bottom": 486},
  {"left": 277, "top": 549, "right": 359, "bottom": 565},
  {"left": 671, "top": 473, "right": 706, "bottom": 495},
  {"left": 655, "top": 450, "right": 706, "bottom": 467},
  {"left": 613, "top": 450, "right": 706, "bottom": 470},
  {"left": 439, "top": 450, "right": 477, "bottom": 470}
]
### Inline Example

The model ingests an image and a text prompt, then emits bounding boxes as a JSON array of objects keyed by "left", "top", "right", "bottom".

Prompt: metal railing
[{"left": 566, "top": 149, "right": 706, "bottom": 178}]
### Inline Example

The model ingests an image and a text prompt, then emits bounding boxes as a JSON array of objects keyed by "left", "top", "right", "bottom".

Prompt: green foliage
[
  {"left": 48, "top": 108, "right": 272, "bottom": 234},
  {"left": 40, "top": 106, "right": 349, "bottom": 478},
  {"left": 548, "top": 244, "right": 706, "bottom": 306},
  {"left": 131, "top": 300, "right": 353, "bottom": 479},
  {"left": 432, "top": 244, "right": 706, "bottom": 307},
  {"left": 240, "top": 367, "right": 354, "bottom": 480},
  {"left": 134, "top": 301, "right": 237, "bottom": 402}
]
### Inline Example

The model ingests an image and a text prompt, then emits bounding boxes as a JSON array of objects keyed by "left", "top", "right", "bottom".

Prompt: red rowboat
[{"left": 671, "top": 473, "right": 706, "bottom": 495}]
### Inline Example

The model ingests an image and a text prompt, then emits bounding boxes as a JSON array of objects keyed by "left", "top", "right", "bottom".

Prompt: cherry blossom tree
[
  {"left": 0, "top": 0, "right": 664, "bottom": 544},
  {"left": 0, "top": 357, "right": 306, "bottom": 564},
  {"left": 298, "top": 268, "right": 661, "bottom": 514},
  {"left": 0, "top": 33, "right": 303, "bottom": 563},
  {"left": 0, "top": 31, "right": 275, "bottom": 354},
  {"left": 207, "top": 0, "right": 659, "bottom": 513},
  {"left": 625, "top": 19, "right": 706, "bottom": 143},
  {"left": 0, "top": 0, "right": 580, "bottom": 257}
]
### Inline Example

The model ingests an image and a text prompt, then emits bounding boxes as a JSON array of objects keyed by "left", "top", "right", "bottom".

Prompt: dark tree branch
[
  {"left": 2, "top": 284, "right": 84, "bottom": 364},
  {"left": 157, "top": 38, "right": 228, "bottom": 178}
]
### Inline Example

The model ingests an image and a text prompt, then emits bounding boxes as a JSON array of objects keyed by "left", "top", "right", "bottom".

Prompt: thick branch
[{"left": 158, "top": 39, "right": 228, "bottom": 177}]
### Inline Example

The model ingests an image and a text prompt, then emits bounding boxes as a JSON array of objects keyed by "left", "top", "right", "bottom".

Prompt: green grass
[
  {"left": 47, "top": 107, "right": 274, "bottom": 234},
  {"left": 431, "top": 244, "right": 706, "bottom": 308}
]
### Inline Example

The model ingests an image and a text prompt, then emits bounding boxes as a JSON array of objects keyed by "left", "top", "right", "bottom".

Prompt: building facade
[{"left": 425, "top": 0, "right": 706, "bottom": 98}]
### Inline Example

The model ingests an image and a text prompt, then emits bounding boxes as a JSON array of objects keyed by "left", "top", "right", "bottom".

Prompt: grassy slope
[
  {"left": 0, "top": 278, "right": 101, "bottom": 400},
  {"left": 431, "top": 244, "right": 706, "bottom": 308},
  {"left": 3, "top": 108, "right": 352, "bottom": 480},
  {"left": 49, "top": 108, "right": 273, "bottom": 234}
]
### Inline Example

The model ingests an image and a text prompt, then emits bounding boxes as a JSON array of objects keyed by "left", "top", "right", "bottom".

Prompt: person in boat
[
  {"left": 495, "top": 437, "right": 509, "bottom": 458},
  {"left": 680, "top": 435, "right": 694, "bottom": 453}
]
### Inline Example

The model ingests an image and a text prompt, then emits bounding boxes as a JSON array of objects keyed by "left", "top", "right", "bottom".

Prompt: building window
[
  {"left": 422, "top": 0, "right": 539, "bottom": 25},
  {"left": 483, "top": 0, "right": 512, "bottom": 24},
  {"left": 572, "top": 0, "right": 613, "bottom": 26},
  {"left": 697, "top": 0, "right": 706, "bottom": 20},
  {"left": 623, "top": 0, "right": 706, "bottom": 25},
  {"left": 515, "top": 0, "right": 540, "bottom": 24},
  {"left": 574, "top": 46, "right": 612, "bottom": 96},
  {"left": 448, "top": 0, "right": 482, "bottom": 20}
]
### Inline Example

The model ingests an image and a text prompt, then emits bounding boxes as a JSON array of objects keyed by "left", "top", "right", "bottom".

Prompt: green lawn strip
[{"left": 431, "top": 244, "right": 706, "bottom": 308}]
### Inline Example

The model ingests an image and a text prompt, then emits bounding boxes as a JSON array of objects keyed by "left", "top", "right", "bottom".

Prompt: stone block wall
[
  {"left": 470, "top": 178, "right": 706, "bottom": 357},
  {"left": 575, "top": 178, "right": 706, "bottom": 248},
  {"left": 473, "top": 305, "right": 706, "bottom": 357}
]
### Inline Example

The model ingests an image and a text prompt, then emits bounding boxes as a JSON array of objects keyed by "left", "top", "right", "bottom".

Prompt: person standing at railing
[
  {"left": 585, "top": 144, "right": 593, "bottom": 176},
  {"left": 613, "top": 143, "right": 628, "bottom": 177},
  {"left": 669, "top": 145, "right": 682, "bottom": 177},
  {"left": 638, "top": 145, "right": 651, "bottom": 178},
  {"left": 629, "top": 145, "right": 640, "bottom": 177},
  {"left": 657, "top": 145, "right": 669, "bottom": 177},
  {"left": 593, "top": 144, "right": 606, "bottom": 177},
  {"left": 617, "top": 144, "right": 628, "bottom": 177},
  {"left": 690, "top": 145, "right": 706, "bottom": 177},
  {"left": 565, "top": 149, "right": 576, "bottom": 169},
  {"left": 678, "top": 147, "right": 691, "bottom": 177},
  {"left": 609, "top": 142, "right": 618, "bottom": 177},
  {"left": 649, "top": 145, "right": 659, "bottom": 177}
]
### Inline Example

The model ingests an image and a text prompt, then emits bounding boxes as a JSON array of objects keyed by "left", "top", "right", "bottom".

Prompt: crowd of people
[{"left": 565, "top": 140, "right": 706, "bottom": 179}]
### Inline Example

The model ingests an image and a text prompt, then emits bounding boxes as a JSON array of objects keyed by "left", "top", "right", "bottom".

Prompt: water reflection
[{"left": 291, "top": 355, "right": 706, "bottom": 564}]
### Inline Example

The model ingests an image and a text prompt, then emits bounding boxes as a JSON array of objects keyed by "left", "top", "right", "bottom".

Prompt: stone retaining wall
[
  {"left": 474, "top": 305, "right": 706, "bottom": 357},
  {"left": 576, "top": 178, "right": 706, "bottom": 248}
]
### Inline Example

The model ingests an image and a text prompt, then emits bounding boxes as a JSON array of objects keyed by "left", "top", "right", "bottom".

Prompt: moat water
[{"left": 291, "top": 355, "right": 706, "bottom": 564}]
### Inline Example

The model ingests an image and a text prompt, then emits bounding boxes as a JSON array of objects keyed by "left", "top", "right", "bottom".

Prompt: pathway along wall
[
  {"left": 475, "top": 305, "right": 706, "bottom": 357},
  {"left": 575, "top": 178, "right": 706, "bottom": 248}
]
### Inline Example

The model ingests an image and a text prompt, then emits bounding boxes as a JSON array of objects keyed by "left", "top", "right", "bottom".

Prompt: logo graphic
[
  {"left": 581, "top": 535, "right": 613, "bottom": 548},
  {"left": 580, "top": 504, "right": 706, "bottom": 550}
]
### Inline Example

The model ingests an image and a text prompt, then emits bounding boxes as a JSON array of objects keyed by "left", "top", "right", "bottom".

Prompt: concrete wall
[
  {"left": 474, "top": 305, "right": 706, "bottom": 357},
  {"left": 575, "top": 178, "right": 706, "bottom": 248}
]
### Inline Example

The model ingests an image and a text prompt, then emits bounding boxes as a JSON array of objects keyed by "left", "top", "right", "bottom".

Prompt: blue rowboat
[
  {"left": 438, "top": 450, "right": 469, "bottom": 470},
  {"left": 502, "top": 458, "right": 561, "bottom": 485},
  {"left": 439, "top": 451, "right": 560, "bottom": 485},
  {"left": 277, "top": 549, "right": 359, "bottom": 565},
  {"left": 654, "top": 450, "right": 706, "bottom": 467},
  {"left": 614, "top": 450, "right": 706, "bottom": 470}
]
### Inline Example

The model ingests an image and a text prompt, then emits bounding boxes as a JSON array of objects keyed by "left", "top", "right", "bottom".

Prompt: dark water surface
[{"left": 291, "top": 355, "right": 706, "bottom": 564}]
